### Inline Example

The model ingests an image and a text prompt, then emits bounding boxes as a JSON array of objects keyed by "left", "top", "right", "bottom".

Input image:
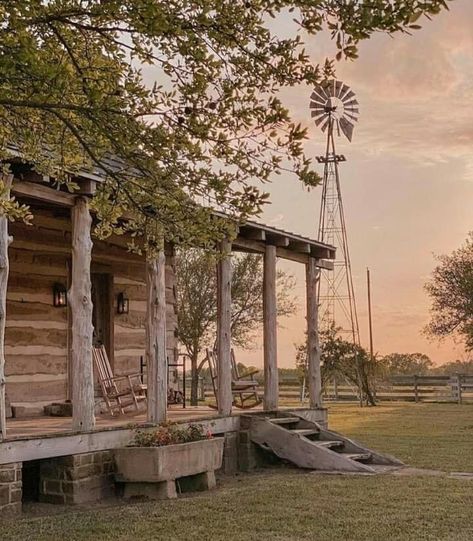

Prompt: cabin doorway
[{"left": 91, "top": 273, "right": 114, "bottom": 367}]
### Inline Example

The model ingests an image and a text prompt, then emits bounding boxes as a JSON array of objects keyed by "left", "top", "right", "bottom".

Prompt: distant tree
[
  {"left": 378, "top": 352, "right": 433, "bottom": 378},
  {"left": 430, "top": 359, "right": 473, "bottom": 376},
  {"left": 425, "top": 234, "right": 473, "bottom": 350},
  {"left": 296, "top": 326, "right": 376, "bottom": 406},
  {"left": 176, "top": 249, "right": 296, "bottom": 404}
]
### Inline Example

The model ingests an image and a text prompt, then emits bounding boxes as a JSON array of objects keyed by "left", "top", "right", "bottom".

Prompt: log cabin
[{"left": 0, "top": 158, "right": 336, "bottom": 515}]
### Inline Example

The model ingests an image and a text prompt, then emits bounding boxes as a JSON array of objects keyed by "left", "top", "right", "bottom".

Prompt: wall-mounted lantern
[
  {"left": 53, "top": 283, "right": 67, "bottom": 307},
  {"left": 117, "top": 292, "right": 129, "bottom": 315}
]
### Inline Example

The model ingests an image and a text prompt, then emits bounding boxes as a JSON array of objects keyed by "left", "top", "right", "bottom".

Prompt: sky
[{"left": 242, "top": 0, "right": 473, "bottom": 369}]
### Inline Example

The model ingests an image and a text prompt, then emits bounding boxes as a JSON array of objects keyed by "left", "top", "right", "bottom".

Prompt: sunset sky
[{"left": 244, "top": 0, "right": 473, "bottom": 368}]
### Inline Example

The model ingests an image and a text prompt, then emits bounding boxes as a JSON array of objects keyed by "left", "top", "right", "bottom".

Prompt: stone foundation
[
  {"left": 40, "top": 451, "right": 115, "bottom": 505},
  {"left": 221, "top": 432, "right": 239, "bottom": 474},
  {"left": 0, "top": 462, "right": 22, "bottom": 517}
]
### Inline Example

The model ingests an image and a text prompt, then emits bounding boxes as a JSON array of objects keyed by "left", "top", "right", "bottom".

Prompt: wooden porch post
[
  {"left": 263, "top": 244, "right": 278, "bottom": 411},
  {"left": 69, "top": 197, "right": 95, "bottom": 432},
  {"left": 0, "top": 175, "right": 12, "bottom": 441},
  {"left": 146, "top": 250, "right": 167, "bottom": 424},
  {"left": 306, "top": 257, "right": 322, "bottom": 409},
  {"left": 216, "top": 240, "right": 232, "bottom": 416}
]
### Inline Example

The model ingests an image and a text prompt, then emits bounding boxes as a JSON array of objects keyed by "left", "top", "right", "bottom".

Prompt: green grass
[
  {"left": 5, "top": 402, "right": 473, "bottom": 541},
  {"left": 327, "top": 401, "right": 473, "bottom": 471}
]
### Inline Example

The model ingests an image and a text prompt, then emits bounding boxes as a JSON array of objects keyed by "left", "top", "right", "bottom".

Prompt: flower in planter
[{"left": 131, "top": 422, "right": 213, "bottom": 447}]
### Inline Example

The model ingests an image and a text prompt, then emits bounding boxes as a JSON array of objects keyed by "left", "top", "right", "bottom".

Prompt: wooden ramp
[{"left": 247, "top": 412, "right": 403, "bottom": 473}]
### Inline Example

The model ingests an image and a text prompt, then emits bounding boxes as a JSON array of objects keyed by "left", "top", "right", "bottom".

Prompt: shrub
[{"left": 131, "top": 422, "right": 213, "bottom": 447}]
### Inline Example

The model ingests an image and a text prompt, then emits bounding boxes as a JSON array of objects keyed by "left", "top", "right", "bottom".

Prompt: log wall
[{"left": 4, "top": 208, "right": 177, "bottom": 411}]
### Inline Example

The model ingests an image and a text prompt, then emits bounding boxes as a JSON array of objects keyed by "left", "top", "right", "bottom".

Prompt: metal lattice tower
[{"left": 309, "top": 80, "right": 360, "bottom": 345}]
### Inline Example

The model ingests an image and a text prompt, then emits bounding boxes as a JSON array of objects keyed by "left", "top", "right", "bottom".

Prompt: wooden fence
[
  {"left": 323, "top": 374, "right": 473, "bottom": 404},
  {"left": 185, "top": 374, "right": 473, "bottom": 405}
]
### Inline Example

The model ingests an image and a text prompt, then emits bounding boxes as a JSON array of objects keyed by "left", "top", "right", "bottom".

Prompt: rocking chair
[
  {"left": 206, "top": 348, "right": 262, "bottom": 409},
  {"left": 93, "top": 345, "right": 147, "bottom": 416}
]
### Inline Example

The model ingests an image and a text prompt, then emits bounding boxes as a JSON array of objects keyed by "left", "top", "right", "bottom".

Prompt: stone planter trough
[{"left": 114, "top": 437, "right": 224, "bottom": 500}]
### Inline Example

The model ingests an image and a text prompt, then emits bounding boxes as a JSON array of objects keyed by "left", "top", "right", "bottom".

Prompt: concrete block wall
[
  {"left": 40, "top": 451, "right": 115, "bottom": 505},
  {"left": 0, "top": 462, "right": 22, "bottom": 517}
]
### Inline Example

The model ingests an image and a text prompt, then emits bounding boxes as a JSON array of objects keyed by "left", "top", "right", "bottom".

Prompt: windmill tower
[{"left": 309, "top": 80, "right": 360, "bottom": 345}]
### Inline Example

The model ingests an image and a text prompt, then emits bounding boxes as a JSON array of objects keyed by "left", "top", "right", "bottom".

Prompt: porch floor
[{"left": 5, "top": 405, "right": 231, "bottom": 440}]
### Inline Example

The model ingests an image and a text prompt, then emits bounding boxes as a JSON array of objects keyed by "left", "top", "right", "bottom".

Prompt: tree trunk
[
  {"left": 190, "top": 350, "right": 199, "bottom": 406},
  {"left": 69, "top": 197, "right": 95, "bottom": 432},
  {"left": 0, "top": 174, "right": 13, "bottom": 441},
  {"left": 146, "top": 251, "right": 167, "bottom": 424}
]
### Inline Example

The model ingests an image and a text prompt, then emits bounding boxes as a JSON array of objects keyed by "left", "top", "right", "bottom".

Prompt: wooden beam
[
  {"left": 231, "top": 237, "right": 265, "bottom": 254},
  {"left": 146, "top": 250, "right": 167, "bottom": 424},
  {"left": 266, "top": 235, "right": 290, "bottom": 248},
  {"left": 0, "top": 175, "right": 13, "bottom": 442},
  {"left": 263, "top": 244, "right": 278, "bottom": 410},
  {"left": 216, "top": 240, "right": 232, "bottom": 416},
  {"left": 290, "top": 241, "right": 311, "bottom": 254},
  {"left": 12, "top": 181, "right": 76, "bottom": 207},
  {"left": 240, "top": 227, "right": 266, "bottom": 241},
  {"left": 306, "top": 258, "right": 322, "bottom": 409},
  {"left": 69, "top": 197, "right": 95, "bottom": 432}
]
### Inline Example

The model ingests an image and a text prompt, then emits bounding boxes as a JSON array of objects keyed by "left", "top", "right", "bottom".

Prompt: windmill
[{"left": 309, "top": 80, "right": 360, "bottom": 346}]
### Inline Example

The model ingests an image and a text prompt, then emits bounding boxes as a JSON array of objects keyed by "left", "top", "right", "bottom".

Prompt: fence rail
[{"left": 184, "top": 374, "right": 473, "bottom": 405}]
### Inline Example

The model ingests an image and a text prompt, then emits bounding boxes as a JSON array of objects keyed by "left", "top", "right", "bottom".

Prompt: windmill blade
[
  {"left": 343, "top": 90, "right": 355, "bottom": 101},
  {"left": 313, "top": 113, "right": 328, "bottom": 127},
  {"left": 319, "top": 82, "right": 333, "bottom": 99},
  {"left": 344, "top": 111, "right": 359, "bottom": 123},
  {"left": 344, "top": 99, "right": 359, "bottom": 108},
  {"left": 310, "top": 101, "right": 326, "bottom": 112},
  {"left": 345, "top": 107, "right": 359, "bottom": 115},
  {"left": 310, "top": 109, "right": 325, "bottom": 119},
  {"left": 339, "top": 116, "right": 354, "bottom": 142},
  {"left": 311, "top": 88, "right": 329, "bottom": 103},
  {"left": 334, "top": 80, "right": 344, "bottom": 98},
  {"left": 320, "top": 116, "right": 331, "bottom": 133},
  {"left": 338, "top": 84, "right": 350, "bottom": 101},
  {"left": 310, "top": 92, "right": 326, "bottom": 106}
]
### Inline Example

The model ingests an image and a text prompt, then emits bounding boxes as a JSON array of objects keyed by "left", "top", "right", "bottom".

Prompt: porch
[{"left": 0, "top": 170, "right": 335, "bottom": 463}]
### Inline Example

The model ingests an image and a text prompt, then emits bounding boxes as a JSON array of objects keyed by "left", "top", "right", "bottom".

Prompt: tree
[
  {"left": 378, "top": 352, "right": 433, "bottom": 378},
  {"left": 176, "top": 249, "right": 295, "bottom": 404},
  {"left": 430, "top": 359, "right": 473, "bottom": 376},
  {"left": 296, "top": 326, "right": 376, "bottom": 406},
  {"left": 0, "top": 1, "right": 449, "bottom": 248},
  {"left": 425, "top": 233, "right": 473, "bottom": 350}
]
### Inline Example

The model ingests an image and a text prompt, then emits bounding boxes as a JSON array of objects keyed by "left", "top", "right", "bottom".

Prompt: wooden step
[
  {"left": 317, "top": 440, "right": 344, "bottom": 449},
  {"left": 269, "top": 417, "right": 299, "bottom": 425},
  {"left": 343, "top": 452, "right": 371, "bottom": 462},
  {"left": 292, "top": 429, "right": 319, "bottom": 437}
]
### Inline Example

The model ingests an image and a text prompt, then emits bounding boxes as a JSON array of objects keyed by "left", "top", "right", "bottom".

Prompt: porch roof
[
  {"left": 233, "top": 218, "right": 335, "bottom": 262},
  {"left": 5, "top": 147, "right": 335, "bottom": 264}
]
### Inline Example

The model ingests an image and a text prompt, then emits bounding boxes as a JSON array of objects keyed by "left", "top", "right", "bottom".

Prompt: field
[{"left": 4, "top": 402, "right": 473, "bottom": 541}]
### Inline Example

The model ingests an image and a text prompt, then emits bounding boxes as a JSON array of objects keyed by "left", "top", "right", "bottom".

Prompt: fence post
[
  {"left": 333, "top": 377, "right": 339, "bottom": 401},
  {"left": 457, "top": 374, "right": 462, "bottom": 405},
  {"left": 414, "top": 375, "right": 419, "bottom": 403}
]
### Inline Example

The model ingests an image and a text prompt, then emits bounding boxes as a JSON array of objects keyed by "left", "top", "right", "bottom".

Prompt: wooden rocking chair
[
  {"left": 93, "top": 346, "right": 147, "bottom": 416},
  {"left": 206, "top": 349, "right": 262, "bottom": 409}
]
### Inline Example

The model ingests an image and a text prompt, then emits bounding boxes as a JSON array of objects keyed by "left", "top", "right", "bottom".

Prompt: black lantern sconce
[
  {"left": 117, "top": 292, "right": 129, "bottom": 315},
  {"left": 53, "top": 283, "right": 67, "bottom": 307}
]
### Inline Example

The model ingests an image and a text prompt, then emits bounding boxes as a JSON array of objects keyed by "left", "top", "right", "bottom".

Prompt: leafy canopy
[{"left": 0, "top": 1, "right": 450, "bottom": 246}]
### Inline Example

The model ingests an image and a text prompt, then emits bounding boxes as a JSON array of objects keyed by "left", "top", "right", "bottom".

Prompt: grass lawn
[{"left": 4, "top": 402, "right": 473, "bottom": 541}]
